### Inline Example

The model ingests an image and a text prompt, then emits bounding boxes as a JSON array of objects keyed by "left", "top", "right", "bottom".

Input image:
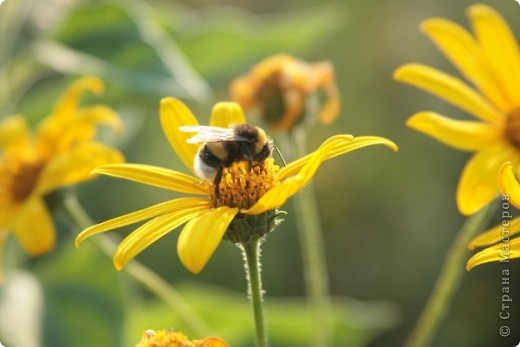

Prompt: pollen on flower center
[
  {"left": 505, "top": 108, "right": 520, "bottom": 148},
  {"left": 1, "top": 154, "right": 44, "bottom": 203},
  {"left": 211, "top": 157, "right": 278, "bottom": 209}
]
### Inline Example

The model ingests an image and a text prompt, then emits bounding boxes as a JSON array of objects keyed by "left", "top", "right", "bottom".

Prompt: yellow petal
[
  {"left": 209, "top": 102, "right": 246, "bottom": 128},
  {"left": 469, "top": 217, "right": 520, "bottom": 249},
  {"left": 177, "top": 207, "right": 238, "bottom": 274},
  {"left": 247, "top": 135, "right": 397, "bottom": 214},
  {"left": 113, "top": 204, "right": 209, "bottom": 270},
  {"left": 92, "top": 163, "right": 208, "bottom": 195},
  {"left": 73, "top": 105, "right": 123, "bottom": 135},
  {"left": 394, "top": 63, "right": 503, "bottom": 125},
  {"left": 466, "top": 237, "right": 520, "bottom": 271},
  {"left": 456, "top": 143, "right": 516, "bottom": 215},
  {"left": 278, "top": 135, "right": 397, "bottom": 181},
  {"left": 420, "top": 18, "right": 510, "bottom": 112},
  {"left": 75, "top": 197, "right": 211, "bottom": 247},
  {"left": 469, "top": 4, "right": 520, "bottom": 106},
  {"left": 159, "top": 97, "right": 200, "bottom": 173},
  {"left": 244, "top": 175, "right": 304, "bottom": 215},
  {"left": 407, "top": 111, "right": 501, "bottom": 151},
  {"left": 51, "top": 76, "right": 104, "bottom": 122},
  {"left": 37, "top": 142, "right": 124, "bottom": 195},
  {"left": 13, "top": 197, "right": 55, "bottom": 256},
  {"left": 499, "top": 162, "right": 520, "bottom": 209},
  {"left": 0, "top": 116, "right": 30, "bottom": 150}
]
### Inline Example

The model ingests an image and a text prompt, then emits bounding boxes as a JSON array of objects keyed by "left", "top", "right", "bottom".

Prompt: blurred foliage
[{"left": 1, "top": 0, "right": 520, "bottom": 346}]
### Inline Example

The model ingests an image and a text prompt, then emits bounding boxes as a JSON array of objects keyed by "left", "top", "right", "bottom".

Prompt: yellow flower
[
  {"left": 467, "top": 162, "right": 520, "bottom": 269},
  {"left": 75, "top": 97, "right": 397, "bottom": 274},
  {"left": 231, "top": 54, "right": 340, "bottom": 131},
  {"left": 393, "top": 4, "right": 520, "bottom": 216},
  {"left": 135, "top": 329, "right": 229, "bottom": 347},
  {"left": 0, "top": 77, "right": 124, "bottom": 277}
]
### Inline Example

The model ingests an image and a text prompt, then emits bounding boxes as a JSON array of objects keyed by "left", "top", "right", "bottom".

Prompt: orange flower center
[
  {"left": 211, "top": 158, "right": 278, "bottom": 209},
  {"left": 505, "top": 108, "right": 520, "bottom": 148},
  {"left": 1, "top": 153, "right": 44, "bottom": 204}
]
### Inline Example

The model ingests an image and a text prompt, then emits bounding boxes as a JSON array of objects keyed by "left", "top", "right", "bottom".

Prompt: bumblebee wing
[{"left": 179, "top": 125, "right": 250, "bottom": 143}]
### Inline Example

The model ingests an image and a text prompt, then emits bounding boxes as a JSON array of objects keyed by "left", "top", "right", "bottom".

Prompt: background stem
[
  {"left": 403, "top": 200, "right": 498, "bottom": 347},
  {"left": 287, "top": 128, "right": 332, "bottom": 347}
]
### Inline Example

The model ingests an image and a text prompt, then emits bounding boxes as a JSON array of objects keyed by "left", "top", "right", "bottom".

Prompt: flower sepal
[{"left": 224, "top": 209, "right": 286, "bottom": 244}]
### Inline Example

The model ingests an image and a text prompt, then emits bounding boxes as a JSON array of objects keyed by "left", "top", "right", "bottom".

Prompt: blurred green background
[{"left": 1, "top": 0, "right": 519, "bottom": 346}]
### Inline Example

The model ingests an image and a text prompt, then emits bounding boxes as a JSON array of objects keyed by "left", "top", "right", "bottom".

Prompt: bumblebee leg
[{"left": 213, "top": 166, "right": 224, "bottom": 199}]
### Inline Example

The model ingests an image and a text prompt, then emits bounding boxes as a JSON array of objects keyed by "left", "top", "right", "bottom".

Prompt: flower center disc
[
  {"left": 2, "top": 156, "right": 44, "bottom": 203},
  {"left": 211, "top": 158, "right": 278, "bottom": 209},
  {"left": 505, "top": 108, "right": 520, "bottom": 148}
]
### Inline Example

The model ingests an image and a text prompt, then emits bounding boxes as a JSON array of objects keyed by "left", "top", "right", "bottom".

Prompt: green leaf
[{"left": 168, "top": 5, "right": 344, "bottom": 80}]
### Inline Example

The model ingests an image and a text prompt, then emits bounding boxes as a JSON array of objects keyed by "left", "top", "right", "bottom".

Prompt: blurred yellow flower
[
  {"left": 231, "top": 54, "right": 340, "bottom": 131},
  {"left": 0, "top": 77, "right": 123, "bottom": 277},
  {"left": 135, "top": 329, "right": 229, "bottom": 347},
  {"left": 394, "top": 4, "right": 520, "bottom": 215},
  {"left": 467, "top": 162, "right": 520, "bottom": 269},
  {"left": 75, "top": 97, "right": 396, "bottom": 274}
]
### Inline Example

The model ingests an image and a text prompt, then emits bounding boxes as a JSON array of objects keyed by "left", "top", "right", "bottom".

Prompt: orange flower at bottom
[{"left": 136, "top": 329, "right": 229, "bottom": 347}]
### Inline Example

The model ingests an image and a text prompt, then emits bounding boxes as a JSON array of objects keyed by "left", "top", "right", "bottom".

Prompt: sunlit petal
[
  {"left": 278, "top": 135, "right": 397, "bottom": 181},
  {"left": 244, "top": 175, "right": 304, "bottom": 215},
  {"left": 113, "top": 205, "right": 209, "bottom": 270},
  {"left": 499, "top": 162, "right": 520, "bottom": 209},
  {"left": 92, "top": 163, "right": 208, "bottom": 195},
  {"left": 51, "top": 76, "right": 104, "bottom": 121},
  {"left": 159, "top": 97, "right": 200, "bottom": 173},
  {"left": 420, "top": 18, "right": 509, "bottom": 112},
  {"left": 209, "top": 102, "right": 246, "bottom": 128},
  {"left": 468, "top": 217, "right": 520, "bottom": 249},
  {"left": 456, "top": 143, "right": 516, "bottom": 215},
  {"left": 13, "top": 197, "right": 55, "bottom": 256},
  {"left": 37, "top": 142, "right": 124, "bottom": 195},
  {"left": 0, "top": 116, "right": 30, "bottom": 150},
  {"left": 177, "top": 207, "right": 239, "bottom": 274},
  {"left": 407, "top": 111, "right": 501, "bottom": 151},
  {"left": 394, "top": 64, "right": 503, "bottom": 125},
  {"left": 466, "top": 237, "right": 520, "bottom": 271},
  {"left": 75, "top": 197, "right": 211, "bottom": 247},
  {"left": 469, "top": 4, "right": 520, "bottom": 106}
]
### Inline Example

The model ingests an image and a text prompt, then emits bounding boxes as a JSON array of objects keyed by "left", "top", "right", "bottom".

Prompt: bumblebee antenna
[{"left": 273, "top": 145, "right": 287, "bottom": 167}]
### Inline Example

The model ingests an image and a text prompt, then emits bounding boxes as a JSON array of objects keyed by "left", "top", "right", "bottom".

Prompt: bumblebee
[{"left": 180, "top": 124, "right": 274, "bottom": 196}]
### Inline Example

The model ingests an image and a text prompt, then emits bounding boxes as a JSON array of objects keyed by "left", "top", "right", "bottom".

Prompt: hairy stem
[{"left": 240, "top": 239, "right": 268, "bottom": 347}]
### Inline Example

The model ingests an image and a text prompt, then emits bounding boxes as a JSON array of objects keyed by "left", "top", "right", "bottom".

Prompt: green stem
[
  {"left": 288, "top": 129, "right": 332, "bottom": 347},
  {"left": 403, "top": 200, "right": 498, "bottom": 347},
  {"left": 240, "top": 239, "right": 268, "bottom": 347},
  {"left": 58, "top": 191, "right": 212, "bottom": 337}
]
